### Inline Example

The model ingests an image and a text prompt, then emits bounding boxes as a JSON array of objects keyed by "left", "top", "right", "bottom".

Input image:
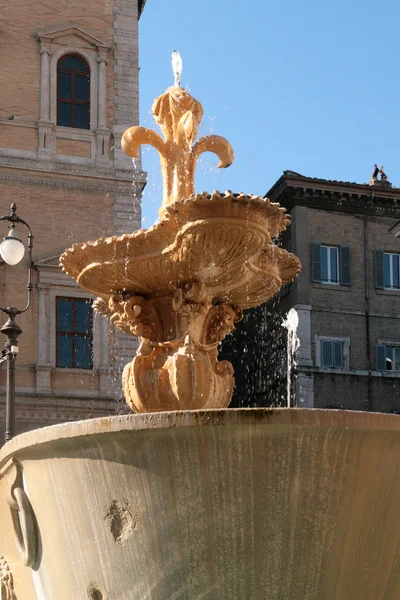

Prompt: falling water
[
  {"left": 171, "top": 50, "right": 182, "bottom": 87},
  {"left": 282, "top": 308, "right": 300, "bottom": 408}
]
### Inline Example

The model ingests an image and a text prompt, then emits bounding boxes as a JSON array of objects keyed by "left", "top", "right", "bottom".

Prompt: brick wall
[{"left": 0, "top": 0, "right": 114, "bottom": 123}]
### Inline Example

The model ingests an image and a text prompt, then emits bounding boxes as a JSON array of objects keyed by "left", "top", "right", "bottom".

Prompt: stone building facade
[
  {"left": 0, "top": 0, "right": 146, "bottom": 435},
  {"left": 223, "top": 170, "right": 400, "bottom": 412}
]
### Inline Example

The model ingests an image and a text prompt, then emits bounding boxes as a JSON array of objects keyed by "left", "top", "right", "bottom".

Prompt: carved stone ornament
[
  {"left": 62, "top": 74, "right": 301, "bottom": 412},
  {"left": 0, "top": 557, "right": 17, "bottom": 600},
  {"left": 0, "top": 458, "right": 38, "bottom": 569}
]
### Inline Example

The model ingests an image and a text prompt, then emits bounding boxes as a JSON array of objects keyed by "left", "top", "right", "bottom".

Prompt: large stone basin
[{"left": 1, "top": 408, "right": 400, "bottom": 599}]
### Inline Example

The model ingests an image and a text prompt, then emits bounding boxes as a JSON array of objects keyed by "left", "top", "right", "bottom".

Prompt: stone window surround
[
  {"left": 314, "top": 335, "right": 350, "bottom": 370},
  {"left": 378, "top": 339, "right": 400, "bottom": 348},
  {"left": 36, "top": 265, "right": 112, "bottom": 396},
  {"left": 37, "top": 26, "right": 111, "bottom": 166}
]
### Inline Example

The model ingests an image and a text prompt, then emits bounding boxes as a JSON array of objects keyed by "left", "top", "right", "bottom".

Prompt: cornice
[
  {"left": 279, "top": 187, "right": 400, "bottom": 218},
  {"left": 0, "top": 169, "right": 143, "bottom": 194},
  {"left": 0, "top": 154, "right": 146, "bottom": 183},
  {"left": 0, "top": 156, "right": 147, "bottom": 193},
  {"left": 139, "top": 0, "right": 147, "bottom": 17}
]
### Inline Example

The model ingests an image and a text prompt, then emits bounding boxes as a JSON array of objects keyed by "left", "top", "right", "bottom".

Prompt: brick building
[
  {"left": 222, "top": 170, "right": 400, "bottom": 412},
  {"left": 0, "top": 0, "right": 146, "bottom": 435}
]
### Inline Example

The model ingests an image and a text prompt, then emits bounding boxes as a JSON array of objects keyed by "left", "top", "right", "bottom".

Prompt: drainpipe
[{"left": 364, "top": 195, "right": 373, "bottom": 411}]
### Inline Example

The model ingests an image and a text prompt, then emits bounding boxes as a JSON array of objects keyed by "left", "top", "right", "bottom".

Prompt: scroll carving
[
  {"left": 122, "top": 86, "right": 233, "bottom": 217},
  {"left": 1, "top": 458, "right": 38, "bottom": 569},
  {"left": 0, "top": 557, "right": 17, "bottom": 600},
  {"left": 111, "top": 284, "right": 243, "bottom": 413}
]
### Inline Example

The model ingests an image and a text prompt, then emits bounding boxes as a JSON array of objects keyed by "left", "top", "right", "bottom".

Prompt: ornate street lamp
[{"left": 0, "top": 203, "right": 33, "bottom": 442}]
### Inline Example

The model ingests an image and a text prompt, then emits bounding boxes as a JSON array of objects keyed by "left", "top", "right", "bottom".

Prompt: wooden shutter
[
  {"left": 376, "top": 344, "right": 386, "bottom": 371},
  {"left": 374, "top": 250, "right": 384, "bottom": 289},
  {"left": 339, "top": 246, "right": 351, "bottom": 286},
  {"left": 311, "top": 243, "right": 321, "bottom": 283}
]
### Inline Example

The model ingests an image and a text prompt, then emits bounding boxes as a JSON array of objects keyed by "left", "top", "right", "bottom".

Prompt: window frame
[
  {"left": 315, "top": 335, "right": 350, "bottom": 370},
  {"left": 320, "top": 339, "right": 344, "bottom": 368},
  {"left": 311, "top": 243, "right": 351, "bottom": 286},
  {"left": 321, "top": 245, "right": 339, "bottom": 285},
  {"left": 49, "top": 46, "right": 99, "bottom": 132},
  {"left": 56, "top": 296, "right": 93, "bottom": 369},
  {"left": 377, "top": 342, "right": 400, "bottom": 371},
  {"left": 383, "top": 252, "right": 400, "bottom": 290},
  {"left": 57, "top": 54, "right": 90, "bottom": 130}
]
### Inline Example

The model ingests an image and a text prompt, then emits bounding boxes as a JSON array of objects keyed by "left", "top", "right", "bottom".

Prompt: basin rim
[{"left": 1, "top": 408, "right": 400, "bottom": 467}]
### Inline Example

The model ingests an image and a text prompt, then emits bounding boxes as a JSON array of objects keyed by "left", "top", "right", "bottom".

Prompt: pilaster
[
  {"left": 38, "top": 43, "right": 54, "bottom": 160},
  {"left": 295, "top": 373, "right": 315, "bottom": 408},
  {"left": 36, "top": 285, "right": 51, "bottom": 394},
  {"left": 113, "top": 0, "right": 140, "bottom": 170}
]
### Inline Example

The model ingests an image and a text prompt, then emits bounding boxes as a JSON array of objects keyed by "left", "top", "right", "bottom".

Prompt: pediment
[
  {"left": 36, "top": 253, "right": 81, "bottom": 287},
  {"left": 37, "top": 25, "right": 110, "bottom": 50},
  {"left": 35, "top": 253, "right": 62, "bottom": 269}
]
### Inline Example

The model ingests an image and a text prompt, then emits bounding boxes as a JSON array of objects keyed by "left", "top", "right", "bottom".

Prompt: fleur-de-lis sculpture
[{"left": 122, "top": 52, "right": 234, "bottom": 217}]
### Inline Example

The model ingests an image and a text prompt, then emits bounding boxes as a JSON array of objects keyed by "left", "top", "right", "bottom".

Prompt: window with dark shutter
[
  {"left": 311, "top": 243, "right": 321, "bottom": 282},
  {"left": 376, "top": 252, "right": 400, "bottom": 290},
  {"left": 339, "top": 246, "right": 351, "bottom": 286},
  {"left": 312, "top": 243, "right": 352, "bottom": 286},
  {"left": 57, "top": 54, "right": 90, "bottom": 130},
  {"left": 320, "top": 339, "right": 345, "bottom": 368},
  {"left": 374, "top": 250, "right": 384, "bottom": 289},
  {"left": 376, "top": 344, "right": 400, "bottom": 371},
  {"left": 56, "top": 297, "right": 92, "bottom": 368}
]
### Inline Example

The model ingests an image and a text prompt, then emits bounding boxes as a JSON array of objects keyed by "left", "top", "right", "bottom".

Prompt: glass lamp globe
[{"left": 0, "top": 228, "right": 25, "bottom": 265}]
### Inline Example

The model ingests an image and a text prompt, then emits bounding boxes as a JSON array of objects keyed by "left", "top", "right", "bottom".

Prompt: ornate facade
[{"left": 0, "top": 0, "right": 146, "bottom": 435}]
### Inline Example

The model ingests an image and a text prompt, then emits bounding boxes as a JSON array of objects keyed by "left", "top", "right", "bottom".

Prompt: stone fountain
[{"left": 1, "top": 59, "right": 400, "bottom": 600}]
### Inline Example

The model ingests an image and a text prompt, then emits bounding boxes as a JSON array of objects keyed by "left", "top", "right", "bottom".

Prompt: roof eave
[{"left": 139, "top": 0, "right": 147, "bottom": 17}]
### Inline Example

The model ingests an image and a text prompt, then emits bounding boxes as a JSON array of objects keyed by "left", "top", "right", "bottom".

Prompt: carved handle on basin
[{"left": 1, "top": 458, "right": 38, "bottom": 568}]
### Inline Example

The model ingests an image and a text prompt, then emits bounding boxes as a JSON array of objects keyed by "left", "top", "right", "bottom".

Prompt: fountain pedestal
[{"left": 61, "top": 82, "right": 300, "bottom": 412}]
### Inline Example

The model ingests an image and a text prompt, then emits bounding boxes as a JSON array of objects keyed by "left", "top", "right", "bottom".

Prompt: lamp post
[{"left": 0, "top": 203, "right": 33, "bottom": 443}]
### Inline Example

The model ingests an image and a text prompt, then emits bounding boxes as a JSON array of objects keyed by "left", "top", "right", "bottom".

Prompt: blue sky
[{"left": 138, "top": 0, "right": 400, "bottom": 225}]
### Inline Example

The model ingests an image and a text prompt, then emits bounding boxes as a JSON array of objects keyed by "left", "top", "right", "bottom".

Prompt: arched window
[{"left": 57, "top": 54, "right": 90, "bottom": 129}]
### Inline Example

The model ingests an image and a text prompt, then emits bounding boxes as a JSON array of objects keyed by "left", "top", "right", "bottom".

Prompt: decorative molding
[
  {"left": 55, "top": 126, "right": 96, "bottom": 141},
  {"left": 34, "top": 258, "right": 117, "bottom": 398},
  {"left": 0, "top": 148, "right": 37, "bottom": 159},
  {"left": 0, "top": 154, "right": 146, "bottom": 185},
  {"left": 377, "top": 339, "right": 400, "bottom": 347},
  {"left": 37, "top": 24, "right": 111, "bottom": 51},
  {"left": 36, "top": 24, "right": 116, "bottom": 165},
  {"left": 0, "top": 556, "right": 17, "bottom": 600},
  {"left": 0, "top": 118, "right": 38, "bottom": 128},
  {"left": 278, "top": 185, "right": 400, "bottom": 219},
  {"left": 0, "top": 169, "right": 143, "bottom": 194}
]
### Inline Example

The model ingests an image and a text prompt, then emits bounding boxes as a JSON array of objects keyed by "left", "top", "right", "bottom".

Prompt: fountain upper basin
[
  {"left": 60, "top": 191, "right": 300, "bottom": 308},
  {"left": 1, "top": 408, "right": 400, "bottom": 599}
]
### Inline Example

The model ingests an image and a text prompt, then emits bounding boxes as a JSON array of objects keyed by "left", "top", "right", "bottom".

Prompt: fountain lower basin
[{"left": 1, "top": 408, "right": 400, "bottom": 599}]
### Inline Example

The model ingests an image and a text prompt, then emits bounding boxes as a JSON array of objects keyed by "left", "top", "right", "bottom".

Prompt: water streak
[
  {"left": 171, "top": 50, "right": 182, "bottom": 87},
  {"left": 282, "top": 308, "right": 300, "bottom": 408}
]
